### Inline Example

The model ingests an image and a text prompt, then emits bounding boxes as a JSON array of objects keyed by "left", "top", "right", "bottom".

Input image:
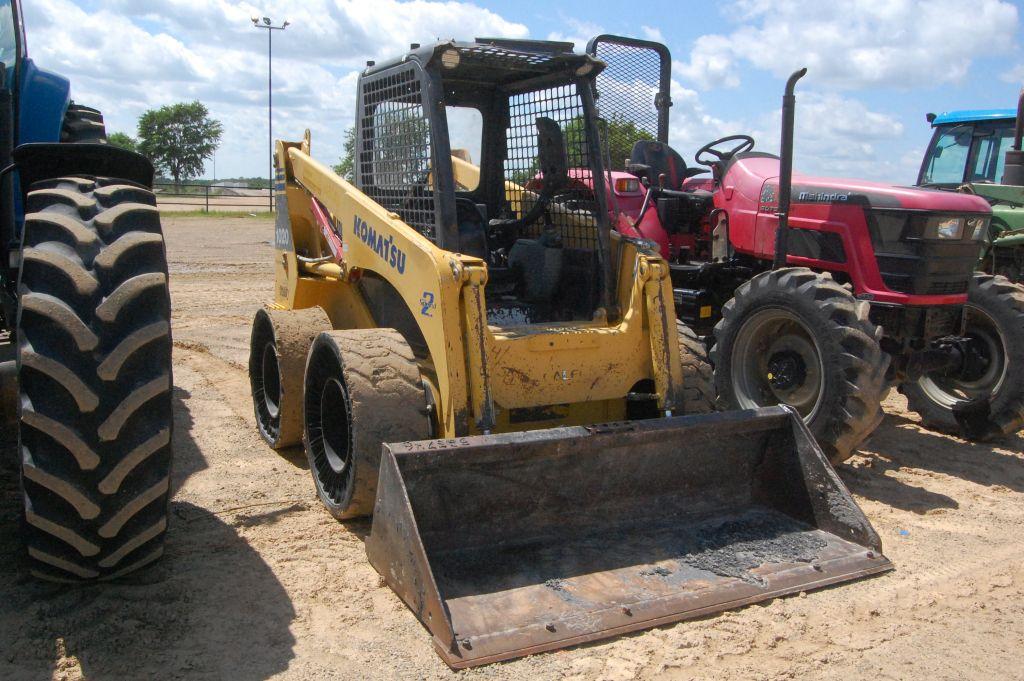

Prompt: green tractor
[
  {"left": 918, "top": 92, "right": 1024, "bottom": 282},
  {"left": 914, "top": 94, "right": 1024, "bottom": 436}
]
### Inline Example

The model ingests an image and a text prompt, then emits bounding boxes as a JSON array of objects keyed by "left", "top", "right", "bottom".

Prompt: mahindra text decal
[
  {"left": 354, "top": 215, "right": 407, "bottom": 274},
  {"left": 797, "top": 191, "right": 849, "bottom": 203}
]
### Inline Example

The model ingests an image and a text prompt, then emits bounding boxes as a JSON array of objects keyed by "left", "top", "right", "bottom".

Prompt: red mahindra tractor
[{"left": 583, "top": 35, "right": 1024, "bottom": 460}]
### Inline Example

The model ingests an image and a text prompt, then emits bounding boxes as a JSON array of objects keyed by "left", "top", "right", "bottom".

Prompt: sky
[{"left": 21, "top": 0, "right": 1024, "bottom": 184}]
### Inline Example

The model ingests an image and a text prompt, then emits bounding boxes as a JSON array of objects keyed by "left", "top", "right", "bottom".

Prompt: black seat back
[{"left": 629, "top": 141, "right": 688, "bottom": 189}]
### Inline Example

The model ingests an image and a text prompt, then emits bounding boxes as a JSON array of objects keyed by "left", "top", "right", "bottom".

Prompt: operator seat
[{"left": 627, "top": 141, "right": 705, "bottom": 189}]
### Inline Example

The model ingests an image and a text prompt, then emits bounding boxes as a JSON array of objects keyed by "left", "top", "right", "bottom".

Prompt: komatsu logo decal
[{"left": 354, "top": 215, "right": 407, "bottom": 274}]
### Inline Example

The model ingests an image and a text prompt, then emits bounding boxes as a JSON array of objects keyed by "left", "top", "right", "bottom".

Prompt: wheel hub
[
  {"left": 260, "top": 342, "right": 281, "bottom": 420},
  {"left": 918, "top": 304, "right": 1007, "bottom": 409},
  {"left": 767, "top": 351, "right": 806, "bottom": 391},
  {"left": 319, "top": 378, "right": 350, "bottom": 475},
  {"left": 731, "top": 308, "right": 825, "bottom": 420}
]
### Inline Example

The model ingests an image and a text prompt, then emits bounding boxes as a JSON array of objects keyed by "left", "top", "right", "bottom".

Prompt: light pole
[{"left": 252, "top": 15, "right": 289, "bottom": 211}]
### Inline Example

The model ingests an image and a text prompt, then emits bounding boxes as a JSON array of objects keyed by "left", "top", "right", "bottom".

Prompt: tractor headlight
[
  {"left": 967, "top": 216, "right": 991, "bottom": 242},
  {"left": 924, "top": 216, "right": 965, "bottom": 240}
]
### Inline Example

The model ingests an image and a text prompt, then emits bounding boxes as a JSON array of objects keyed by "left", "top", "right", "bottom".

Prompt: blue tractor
[{"left": 0, "top": 0, "right": 174, "bottom": 581}]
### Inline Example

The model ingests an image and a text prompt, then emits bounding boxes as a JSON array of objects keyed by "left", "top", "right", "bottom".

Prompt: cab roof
[
  {"left": 930, "top": 108, "right": 1016, "bottom": 126},
  {"left": 362, "top": 38, "right": 604, "bottom": 89}
]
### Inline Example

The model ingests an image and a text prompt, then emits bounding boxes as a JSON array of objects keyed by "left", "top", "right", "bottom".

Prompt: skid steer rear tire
[
  {"left": 18, "top": 176, "right": 173, "bottom": 581},
  {"left": 900, "top": 273, "right": 1024, "bottom": 439},
  {"left": 303, "top": 329, "right": 430, "bottom": 520},
  {"left": 677, "top": 321, "right": 716, "bottom": 415},
  {"left": 710, "top": 268, "right": 887, "bottom": 464},
  {"left": 249, "top": 306, "right": 332, "bottom": 449}
]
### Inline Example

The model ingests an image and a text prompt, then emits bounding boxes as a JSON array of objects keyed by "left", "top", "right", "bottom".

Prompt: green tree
[
  {"left": 332, "top": 127, "right": 356, "bottom": 180},
  {"left": 137, "top": 101, "right": 223, "bottom": 188},
  {"left": 107, "top": 131, "right": 138, "bottom": 152},
  {"left": 565, "top": 114, "right": 655, "bottom": 172}
]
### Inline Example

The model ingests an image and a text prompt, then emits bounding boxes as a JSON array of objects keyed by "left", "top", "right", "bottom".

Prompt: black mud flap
[
  {"left": 13, "top": 142, "right": 154, "bottom": 191},
  {"left": 365, "top": 406, "right": 891, "bottom": 669}
]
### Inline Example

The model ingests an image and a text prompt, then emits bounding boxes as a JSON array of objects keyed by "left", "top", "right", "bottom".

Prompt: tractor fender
[
  {"left": 16, "top": 58, "right": 70, "bottom": 145},
  {"left": 12, "top": 142, "right": 155, "bottom": 196}
]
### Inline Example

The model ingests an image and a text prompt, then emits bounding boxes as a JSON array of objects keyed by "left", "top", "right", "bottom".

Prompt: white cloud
[
  {"left": 1002, "top": 63, "right": 1024, "bottom": 84},
  {"left": 545, "top": 17, "right": 602, "bottom": 52},
  {"left": 666, "top": 80, "right": 743, "bottom": 158},
  {"left": 22, "top": 0, "right": 528, "bottom": 178},
  {"left": 640, "top": 26, "right": 664, "bottom": 43},
  {"left": 676, "top": 0, "right": 1019, "bottom": 90},
  {"left": 661, "top": 87, "right": 910, "bottom": 182},
  {"left": 763, "top": 92, "right": 908, "bottom": 180}
]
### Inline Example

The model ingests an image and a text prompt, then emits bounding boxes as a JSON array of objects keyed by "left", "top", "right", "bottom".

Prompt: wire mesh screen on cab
[
  {"left": 589, "top": 38, "right": 669, "bottom": 171},
  {"left": 503, "top": 83, "right": 600, "bottom": 250},
  {"left": 357, "top": 67, "right": 437, "bottom": 242}
]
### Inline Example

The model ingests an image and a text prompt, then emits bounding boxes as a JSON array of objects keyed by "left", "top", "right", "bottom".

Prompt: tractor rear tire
[
  {"left": 249, "top": 306, "right": 332, "bottom": 449},
  {"left": 900, "top": 274, "right": 1024, "bottom": 439},
  {"left": 303, "top": 329, "right": 430, "bottom": 520},
  {"left": 677, "top": 321, "right": 716, "bottom": 415},
  {"left": 61, "top": 104, "right": 107, "bottom": 144},
  {"left": 710, "top": 268, "right": 887, "bottom": 464},
  {"left": 18, "top": 176, "right": 173, "bottom": 581}
]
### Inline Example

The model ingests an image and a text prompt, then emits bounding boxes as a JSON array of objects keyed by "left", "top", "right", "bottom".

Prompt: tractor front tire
[
  {"left": 677, "top": 321, "right": 716, "bottom": 415},
  {"left": 18, "top": 176, "right": 173, "bottom": 581},
  {"left": 711, "top": 268, "right": 887, "bottom": 464},
  {"left": 249, "top": 306, "right": 332, "bottom": 449},
  {"left": 302, "top": 329, "right": 430, "bottom": 520},
  {"left": 900, "top": 274, "right": 1024, "bottom": 439}
]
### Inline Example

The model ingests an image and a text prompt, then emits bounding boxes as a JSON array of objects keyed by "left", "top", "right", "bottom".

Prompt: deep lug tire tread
[
  {"left": 303, "top": 329, "right": 429, "bottom": 520},
  {"left": 18, "top": 176, "right": 173, "bottom": 581},
  {"left": 676, "top": 321, "right": 716, "bottom": 415},
  {"left": 60, "top": 104, "right": 107, "bottom": 144},
  {"left": 710, "top": 267, "right": 887, "bottom": 464}
]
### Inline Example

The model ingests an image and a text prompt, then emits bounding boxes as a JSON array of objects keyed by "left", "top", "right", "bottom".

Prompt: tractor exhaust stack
[
  {"left": 773, "top": 68, "right": 807, "bottom": 269},
  {"left": 366, "top": 406, "right": 892, "bottom": 668},
  {"left": 1000, "top": 87, "right": 1024, "bottom": 186}
]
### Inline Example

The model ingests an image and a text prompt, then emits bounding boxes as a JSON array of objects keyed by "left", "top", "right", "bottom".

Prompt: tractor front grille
[{"left": 868, "top": 210, "right": 981, "bottom": 297}]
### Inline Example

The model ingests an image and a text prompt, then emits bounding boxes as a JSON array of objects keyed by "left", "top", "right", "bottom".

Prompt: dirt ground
[{"left": 2, "top": 214, "right": 1023, "bottom": 681}]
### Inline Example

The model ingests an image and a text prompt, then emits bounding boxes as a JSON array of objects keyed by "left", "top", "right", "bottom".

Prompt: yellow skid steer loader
[{"left": 250, "top": 38, "right": 891, "bottom": 668}]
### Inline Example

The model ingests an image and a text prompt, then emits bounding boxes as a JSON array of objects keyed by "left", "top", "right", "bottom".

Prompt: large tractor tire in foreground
[
  {"left": 303, "top": 329, "right": 430, "bottom": 520},
  {"left": 711, "top": 268, "right": 887, "bottom": 464},
  {"left": 249, "top": 306, "right": 333, "bottom": 449},
  {"left": 901, "top": 273, "right": 1024, "bottom": 439},
  {"left": 676, "top": 321, "right": 716, "bottom": 415},
  {"left": 18, "top": 176, "right": 173, "bottom": 581}
]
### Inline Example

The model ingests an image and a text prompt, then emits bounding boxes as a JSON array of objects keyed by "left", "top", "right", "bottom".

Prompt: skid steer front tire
[
  {"left": 900, "top": 274, "right": 1024, "bottom": 439},
  {"left": 249, "top": 306, "right": 332, "bottom": 449},
  {"left": 303, "top": 329, "right": 430, "bottom": 520},
  {"left": 711, "top": 268, "right": 887, "bottom": 464},
  {"left": 18, "top": 176, "right": 173, "bottom": 581}
]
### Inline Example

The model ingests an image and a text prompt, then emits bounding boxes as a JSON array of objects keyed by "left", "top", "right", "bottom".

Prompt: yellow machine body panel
[{"left": 272, "top": 137, "right": 684, "bottom": 438}]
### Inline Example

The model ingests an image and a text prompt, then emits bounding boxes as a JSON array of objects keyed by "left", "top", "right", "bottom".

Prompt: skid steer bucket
[{"left": 365, "top": 406, "right": 891, "bottom": 668}]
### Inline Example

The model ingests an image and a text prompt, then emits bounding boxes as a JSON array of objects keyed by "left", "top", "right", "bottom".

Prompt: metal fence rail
[{"left": 154, "top": 182, "right": 275, "bottom": 212}]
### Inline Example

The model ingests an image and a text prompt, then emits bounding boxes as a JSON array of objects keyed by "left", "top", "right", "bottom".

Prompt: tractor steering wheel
[{"left": 695, "top": 135, "right": 756, "bottom": 167}]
